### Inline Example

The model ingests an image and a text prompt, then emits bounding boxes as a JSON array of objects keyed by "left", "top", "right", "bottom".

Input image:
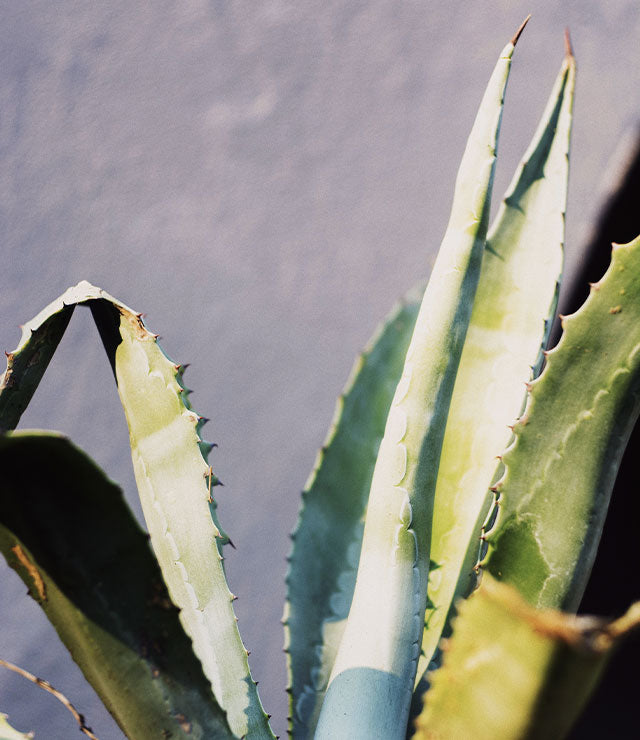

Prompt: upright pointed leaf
[
  {"left": 417, "top": 45, "right": 576, "bottom": 685},
  {"left": 286, "top": 34, "right": 576, "bottom": 738},
  {"left": 285, "top": 292, "right": 421, "bottom": 737},
  {"left": 314, "top": 28, "right": 520, "bottom": 739}
]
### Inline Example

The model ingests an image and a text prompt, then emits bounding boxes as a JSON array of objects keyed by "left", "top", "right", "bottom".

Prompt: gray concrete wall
[{"left": 1, "top": 2, "right": 638, "bottom": 737}]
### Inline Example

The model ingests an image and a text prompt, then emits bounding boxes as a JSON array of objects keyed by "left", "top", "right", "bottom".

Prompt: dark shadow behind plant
[{"left": 563, "top": 127, "right": 640, "bottom": 739}]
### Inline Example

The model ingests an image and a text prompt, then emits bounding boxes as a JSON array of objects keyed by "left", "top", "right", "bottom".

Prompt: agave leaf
[
  {"left": 284, "top": 291, "right": 421, "bottom": 737},
  {"left": 314, "top": 27, "right": 520, "bottom": 739},
  {"left": 0, "top": 304, "right": 73, "bottom": 432},
  {"left": 485, "top": 233, "right": 640, "bottom": 609},
  {"left": 0, "top": 282, "right": 122, "bottom": 433},
  {"left": 108, "top": 299, "right": 273, "bottom": 738},
  {"left": 0, "top": 431, "right": 233, "bottom": 739},
  {"left": 559, "top": 129, "right": 640, "bottom": 736},
  {"left": 413, "top": 574, "right": 640, "bottom": 740},
  {"left": 416, "top": 44, "right": 576, "bottom": 687},
  {"left": 0, "top": 282, "right": 274, "bottom": 738},
  {"left": 286, "top": 33, "right": 575, "bottom": 738}
]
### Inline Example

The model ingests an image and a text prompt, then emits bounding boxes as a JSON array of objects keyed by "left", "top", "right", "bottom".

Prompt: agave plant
[{"left": 1, "top": 21, "right": 640, "bottom": 739}]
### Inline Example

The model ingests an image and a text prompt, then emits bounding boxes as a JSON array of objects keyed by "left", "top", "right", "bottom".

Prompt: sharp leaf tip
[
  {"left": 564, "top": 28, "right": 574, "bottom": 59},
  {"left": 511, "top": 14, "right": 531, "bottom": 46}
]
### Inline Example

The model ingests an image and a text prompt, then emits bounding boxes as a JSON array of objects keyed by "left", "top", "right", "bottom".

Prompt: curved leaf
[{"left": 0, "top": 282, "right": 273, "bottom": 738}]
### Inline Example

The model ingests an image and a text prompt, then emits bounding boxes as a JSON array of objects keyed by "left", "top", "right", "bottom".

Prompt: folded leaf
[{"left": 0, "top": 282, "right": 274, "bottom": 738}]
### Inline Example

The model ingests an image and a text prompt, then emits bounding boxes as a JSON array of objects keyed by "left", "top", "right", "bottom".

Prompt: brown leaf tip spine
[
  {"left": 564, "top": 28, "right": 574, "bottom": 59},
  {"left": 511, "top": 14, "right": 531, "bottom": 46}
]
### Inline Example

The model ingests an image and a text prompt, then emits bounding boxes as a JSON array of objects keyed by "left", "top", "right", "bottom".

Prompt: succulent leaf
[
  {"left": 110, "top": 299, "right": 272, "bottom": 738},
  {"left": 314, "top": 31, "right": 518, "bottom": 739},
  {"left": 0, "top": 282, "right": 125, "bottom": 433},
  {"left": 284, "top": 290, "right": 421, "bottom": 737},
  {"left": 285, "top": 36, "right": 577, "bottom": 738},
  {"left": 1, "top": 26, "right": 633, "bottom": 740},
  {"left": 0, "top": 282, "right": 274, "bottom": 739},
  {"left": 0, "top": 431, "right": 233, "bottom": 739},
  {"left": 413, "top": 574, "right": 640, "bottom": 739},
  {"left": 415, "top": 46, "right": 576, "bottom": 689},
  {"left": 484, "top": 233, "right": 640, "bottom": 610},
  {"left": 0, "top": 302, "right": 74, "bottom": 432}
]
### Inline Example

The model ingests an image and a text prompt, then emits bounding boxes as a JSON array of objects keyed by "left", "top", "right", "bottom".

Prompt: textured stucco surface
[{"left": 1, "top": 2, "right": 639, "bottom": 737}]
